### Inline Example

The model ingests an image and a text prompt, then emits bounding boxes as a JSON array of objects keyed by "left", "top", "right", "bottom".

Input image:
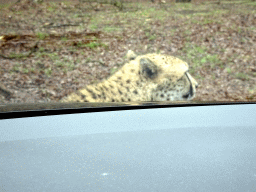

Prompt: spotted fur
[{"left": 61, "top": 50, "right": 198, "bottom": 102}]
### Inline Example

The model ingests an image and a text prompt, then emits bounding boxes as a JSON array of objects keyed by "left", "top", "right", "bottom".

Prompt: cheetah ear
[
  {"left": 126, "top": 50, "right": 137, "bottom": 60},
  {"left": 139, "top": 58, "right": 158, "bottom": 79}
]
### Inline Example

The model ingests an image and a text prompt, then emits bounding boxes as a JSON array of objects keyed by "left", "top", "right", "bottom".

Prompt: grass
[
  {"left": 0, "top": 3, "right": 11, "bottom": 9},
  {"left": 55, "top": 61, "right": 65, "bottom": 68},
  {"left": 103, "top": 26, "right": 120, "bottom": 33},
  {"left": 226, "top": 68, "right": 232, "bottom": 74},
  {"left": 8, "top": 52, "right": 28, "bottom": 59},
  {"left": 61, "top": 37, "right": 68, "bottom": 42},
  {"left": 22, "top": 67, "right": 29, "bottom": 74},
  {"left": 47, "top": 7, "right": 54, "bottom": 12},
  {"left": 36, "top": 32, "right": 49, "bottom": 40},
  {"left": 11, "top": 65, "right": 20, "bottom": 73},
  {"left": 235, "top": 72, "right": 249, "bottom": 81},
  {"left": 89, "top": 24, "right": 98, "bottom": 31},
  {"left": 45, "top": 68, "right": 52, "bottom": 77},
  {"left": 180, "top": 43, "right": 223, "bottom": 72},
  {"left": 10, "top": 63, "right": 35, "bottom": 74},
  {"left": 1, "top": 0, "right": 256, "bottom": 102},
  {"left": 79, "top": 42, "right": 108, "bottom": 49}
]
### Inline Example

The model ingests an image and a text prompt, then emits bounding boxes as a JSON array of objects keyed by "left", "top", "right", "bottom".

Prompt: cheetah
[{"left": 61, "top": 50, "right": 198, "bottom": 103}]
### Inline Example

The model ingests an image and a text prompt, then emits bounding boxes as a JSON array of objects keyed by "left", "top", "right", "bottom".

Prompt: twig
[
  {"left": 0, "top": 41, "right": 39, "bottom": 60},
  {"left": 43, "top": 24, "right": 80, "bottom": 28}
]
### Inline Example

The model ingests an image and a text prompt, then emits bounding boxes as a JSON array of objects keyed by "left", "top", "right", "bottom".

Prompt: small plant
[
  {"left": 235, "top": 72, "right": 249, "bottom": 81},
  {"left": 207, "top": 54, "right": 220, "bottom": 64},
  {"left": 195, "top": 46, "right": 205, "bottom": 54},
  {"left": 149, "top": 35, "right": 156, "bottom": 41},
  {"left": 30, "top": 67, "right": 35, "bottom": 73},
  {"left": 9, "top": 52, "right": 27, "bottom": 59},
  {"left": 22, "top": 68, "right": 29, "bottom": 74},
  {"left": 202, "top": 19, "right": 214, "bottom": 25},
  {"left": 45, "top": 68, "right": 52, "bottom": 77},
  {"left": 48, "top": 53, "right": 59, "bottom": 60},
  {"left": 219, "top": 63, "right": 224, "bottom": 69},
  {"left": 67, "top": 63, "right": 75, "bottom": 71},
  {"left": 89, "top": 24, "right": 98, "bottom": 31},
  {"left": 36, "top": 32, "right": 48, "bottom": 40},
  {"left": 61, "top": 37, "right": 68, "bottom": 41},
  {"left": 226, "top": 68, "right": 231, "bottom": 74},
  {"left": 39, "top": 47, "right": 45, "bottom": 52},
  {"left": 11, "top": 66, "right": 20, "bottom": 72},
  {"left": 104, "top": 26, "right": 120, "bottom": 33},
  {"left": 200, "top": 57, "right": 207, "bottom": 64},
  {"left": 63, "top": 68, "right": 68, "bottom": 74},
  {"left": 47, "top": 7, "right": 54, "bottom": 12},
  {"left": 184, "top": 30, "right": 192, "bottom": 35},
  {"left": 55, "top": 61, "right": 65, "bottom": 68},
  {"left": 80, "top": 42, "right": 107, "bottom": 49}
]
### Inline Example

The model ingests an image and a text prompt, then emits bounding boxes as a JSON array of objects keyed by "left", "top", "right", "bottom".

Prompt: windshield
[{"left": 0, "top": 0, "right": 255, "bottom": 109}]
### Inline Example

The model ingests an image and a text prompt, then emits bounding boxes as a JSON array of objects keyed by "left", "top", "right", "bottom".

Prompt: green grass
[
  {"left": 226, "top": 68, "right": 232, "bottom": 74},
  {"left": 61, "top": 37, "right": 68, "bottom": 42},
  {"left": 22, "top": 68, "right": 29, "bottom": 74},
  {"left": 35, "top": 51, "right": 59, "bottom": 62},
  {"left": 11, "top": 66, "right": 20, "bottom": 72},
  {"left": 66, "top": 63, "right": 75, "bottom": 71},
  {"left": 103, "top": 26, "right": 120, "bottom": 33},
  {"left": 235, "top": 72, "right": 249, "bottom": 80},
  {"left": 10, "top": 63, "right": 35, "bottom": 74},
  {"left": 149, "top": 35, "right": 156, "bottom": 41},
  {"left": 76, "top": 41, "right": 108, "bottom": 49},
  {"left": 55, "top": 61, "right": 65, "bottom": 68},
  {"left": 89, "top": 24, "right": 98, "bottom": 31},
  {"left": 49, "top": 53, "right": 59, "bottom": 61},
  {"left": 9, "top": 52, "right": 28, "bottom": 59},
  {"left": 180, "top": 43, "right": 223, "bottom": 71},
  {"left": 47, "top": 7, "right": 55, "bottom": 12},
  {"left": 45, "top": 68, "right": 52, "bottom": 77},
  {"left": 39, "top": 47, "right": 45, "bottom": 52},
  {"left": 0, "top": 3, "right": 11, "bottom": 9},
  {"left": 47, "top": 3, "right": 57, "bottom": 12},
  {"left": 36, "top": 32, "right": 49, "bottom": 40}
]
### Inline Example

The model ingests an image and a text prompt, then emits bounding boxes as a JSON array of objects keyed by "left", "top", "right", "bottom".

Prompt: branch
[{"left": 0, "top": 41, "right": 39, "bottom": 60}]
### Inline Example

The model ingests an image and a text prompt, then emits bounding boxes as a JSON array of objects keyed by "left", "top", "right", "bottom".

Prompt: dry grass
[{"left": 0, "top": 0, "right": 255, "bottom": 103}]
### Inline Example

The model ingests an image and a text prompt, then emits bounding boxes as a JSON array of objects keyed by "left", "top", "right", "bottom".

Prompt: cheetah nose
[
  {"left": 183, "top": 85, "right": 193, "bottom": 99},
  {"left": 195, "top": 84, "right": 198, "bottom": 89}
]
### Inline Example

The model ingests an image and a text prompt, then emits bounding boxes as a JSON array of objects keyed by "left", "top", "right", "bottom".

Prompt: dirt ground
[{"left": 0, "top": 0, "right": 255, "bottom": 104}]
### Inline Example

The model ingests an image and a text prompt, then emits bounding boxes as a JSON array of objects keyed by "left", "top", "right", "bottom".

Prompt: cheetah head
[{"left": 126, "top": 50, "right": 198, "bottom": 102}]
